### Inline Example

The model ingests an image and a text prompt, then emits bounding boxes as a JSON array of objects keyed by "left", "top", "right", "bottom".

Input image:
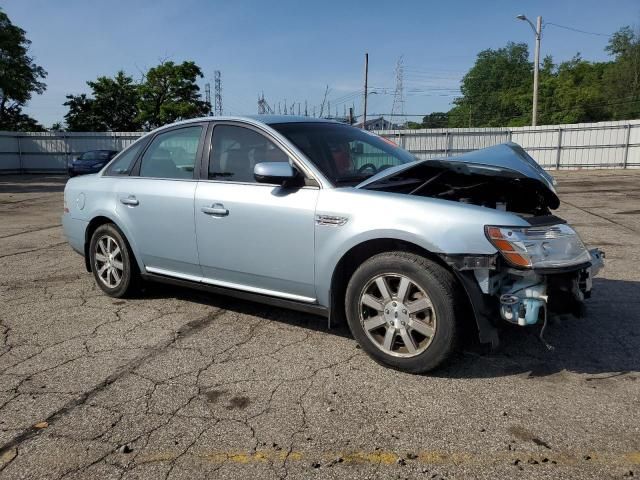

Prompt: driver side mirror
[{"left": 254, "top": 162, "right": 300, "bottom": 186}]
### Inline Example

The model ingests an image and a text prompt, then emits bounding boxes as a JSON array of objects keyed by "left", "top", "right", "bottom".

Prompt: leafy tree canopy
[
  {"left": 64, "top": 71, "right": 141, "bottom": 131},
  {"left": 445, "top": 26, "right": 640, "bottom": 127},
  {"left": 0, "top": 9, "right": 47, "bottom": 131},
  {"left": 136, "top": 61, "right": 210, "bottom": 129},
  {"left": 64, "top": 61, "right": 211, "bottom": 131}
]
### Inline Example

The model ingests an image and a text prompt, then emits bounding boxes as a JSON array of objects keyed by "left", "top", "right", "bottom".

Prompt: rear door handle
[
  {"left": 120, "top": 195, "right": 139, "bottom": 206},
  {"left": 201, "top": 204, "right": 229, "bottom": 217}
]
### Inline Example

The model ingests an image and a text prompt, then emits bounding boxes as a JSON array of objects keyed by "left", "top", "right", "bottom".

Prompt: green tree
[
  {"left": 0, "top": 9, "right": 47, "bottom": 131},
  {"left": 64, "top": 71, "right": 141, "bottom": 131},
  {"left": 136, "top": 61, "right": 210, "bottom": 129},
  {"left": 539, "top": 55, "right": 609, "bottom": 124},
  {"left": 88, "top": 71, "right": 140, "bottom": 130},
  {"left": 406, "top": 112, "right": 449, "bottom": 129},
  {"left": 63, "top": 93, "right": 102, "bottom": 131},
  {"left": 448, "top": 42, "right": 532, "bottom": 127},
  {"left": 603, "top": 26, "right": 640, "bottom": 119},
  {"left": 422, "top": 112, "right": 449, "bottom": 128}
]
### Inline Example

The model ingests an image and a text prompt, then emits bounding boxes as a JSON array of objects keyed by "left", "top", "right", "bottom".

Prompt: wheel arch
[
  {"left": 84, "top": 215, "right": 142, "bottom": 273},
  {"left": 328, "top": 238, "right": 487, "bottom": 345}
]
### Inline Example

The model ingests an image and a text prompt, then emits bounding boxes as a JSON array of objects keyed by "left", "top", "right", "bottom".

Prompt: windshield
[{"left": 270, "top": 122, "right": 416, "bottom": 185}]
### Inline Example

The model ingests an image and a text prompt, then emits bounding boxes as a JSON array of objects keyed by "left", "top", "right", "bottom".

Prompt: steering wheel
[{"left": 357, "top": 163, "right": 378, "bottom": 174}]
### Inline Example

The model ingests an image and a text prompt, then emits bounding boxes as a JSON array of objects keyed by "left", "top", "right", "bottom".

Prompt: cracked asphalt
[{"left": 0, "top": 171, "right": 639, "bottom": 479}]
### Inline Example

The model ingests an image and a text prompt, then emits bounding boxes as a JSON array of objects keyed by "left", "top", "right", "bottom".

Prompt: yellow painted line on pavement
[{"left": 135, "top": 449, "right": 640, "bottom": 467}]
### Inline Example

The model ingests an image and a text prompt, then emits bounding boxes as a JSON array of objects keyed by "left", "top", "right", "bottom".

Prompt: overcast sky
[{"left": 3, "top": 0, "right": 639, "bottom": 127}]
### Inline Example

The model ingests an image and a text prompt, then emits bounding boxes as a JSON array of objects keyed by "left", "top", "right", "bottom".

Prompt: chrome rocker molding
[{"left": 141, "top": 267, "right": 327, "bottom": 318}]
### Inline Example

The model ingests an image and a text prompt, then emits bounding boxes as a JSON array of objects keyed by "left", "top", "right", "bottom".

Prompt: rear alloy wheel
[
  {"left": 89, "top": 223, "right": 138, "bottom": 297},
  {"left": 345, "top": 252, "right": 461, "bottom": 373}
]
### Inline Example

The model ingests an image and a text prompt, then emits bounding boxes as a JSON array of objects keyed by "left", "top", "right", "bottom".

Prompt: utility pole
[
  {"left": 517, "top": 14, "right": 542, "bottom": 126},
  {"left": 319, "top": 85, "right": 329, "bottom": 117},
  {"left": 363, "top": 53, "right": 369, "bottom": 129},
  {"left": 532, "top": 16, "right": 541, "bottom": 127}
]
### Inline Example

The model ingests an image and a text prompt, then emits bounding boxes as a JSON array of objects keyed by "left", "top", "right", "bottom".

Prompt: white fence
[
  {"left": 0, "top": 132, "right": 142, "bottom": 174},
  {"left": 1, "top": 119, "right": 639, "bottom": 173},
  {"left": 375, "top": 119, "right": 640, "bottom": 169}
]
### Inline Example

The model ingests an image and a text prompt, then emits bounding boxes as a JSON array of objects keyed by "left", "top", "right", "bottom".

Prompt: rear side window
[
  {"left": 140, "top": 126, "right": 202, "bottom": 180},
  {"left": 105, "top": 142, "right": 143, "bottom": 176}
]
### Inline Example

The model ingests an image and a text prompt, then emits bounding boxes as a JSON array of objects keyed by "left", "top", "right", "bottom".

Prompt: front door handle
[
  {"left": 120, "top": 195, "right": 139, "bottom": 206},
  {"left": 201, "top": 204, "right": 229, "bottom": 217}
]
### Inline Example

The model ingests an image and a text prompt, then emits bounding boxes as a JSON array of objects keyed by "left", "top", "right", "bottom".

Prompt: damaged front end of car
[
  {"left": 358, "top": 142, "right": 605, "bottom": 347},
  {"left": 440, "top": 241, "right": 604, "bottom": 348}
]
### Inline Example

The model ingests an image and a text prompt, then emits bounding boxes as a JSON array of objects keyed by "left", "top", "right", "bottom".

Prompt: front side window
[
  {"left": 139, "top": 126, "right": 202, "bottom": 179},
  {"left": 271, "top": 122, "right": 415, "bottom": 185},
  {"left": 105, "top": 142, "right": 144, "bottom": 176},
  {"left": 209, "top": 125, "right": 290, "bottom": 182}
]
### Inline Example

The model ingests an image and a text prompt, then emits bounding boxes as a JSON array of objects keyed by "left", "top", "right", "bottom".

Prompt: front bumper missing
[
  {"left": 443, "top": 248, "right": 604, "bottom": 349},
  {"left": 498, "top": 248, "right": 605, "bottom": 327}
]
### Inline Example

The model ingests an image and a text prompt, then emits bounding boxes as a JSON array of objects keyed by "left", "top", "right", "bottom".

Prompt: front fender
[{"left": 314, "top": 188, "right": 529, "bottom": 306}]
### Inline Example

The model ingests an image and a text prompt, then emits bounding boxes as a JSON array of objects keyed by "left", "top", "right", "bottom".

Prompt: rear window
[{"left": 104, "top": 142, "right": 145, "bottom": 176}]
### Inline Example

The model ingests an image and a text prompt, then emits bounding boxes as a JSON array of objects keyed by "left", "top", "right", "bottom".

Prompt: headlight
[{"left": 485, "top": 224, "right": 591, "bottom": 268}]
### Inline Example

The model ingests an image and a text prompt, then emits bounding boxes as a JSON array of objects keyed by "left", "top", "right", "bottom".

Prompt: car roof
[{"left": 152, "top": 115, "right": 338, "bottom": 133}]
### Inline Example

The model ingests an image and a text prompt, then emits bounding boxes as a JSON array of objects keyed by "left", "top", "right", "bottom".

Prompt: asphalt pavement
[{"left": 0, "top": 171, "right": 639, "bottom": 479}]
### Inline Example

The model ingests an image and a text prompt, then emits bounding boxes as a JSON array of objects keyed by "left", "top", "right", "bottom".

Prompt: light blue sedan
[{"left": 62, "top": 116, "right": 603, "bottom": 373}]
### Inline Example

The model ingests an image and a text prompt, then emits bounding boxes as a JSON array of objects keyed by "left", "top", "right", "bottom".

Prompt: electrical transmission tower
[
  {"left": 204, "top": 83, "right": 212, "bottom": 116},
  {"left": 390, "top": 56, "right": 405, "bottom": 127},
  {"left": 257, "top": 92, "right": 274, "bottom": 114},
  {"left": 214, "top": 70, "right": 223, "bottom": 116}
]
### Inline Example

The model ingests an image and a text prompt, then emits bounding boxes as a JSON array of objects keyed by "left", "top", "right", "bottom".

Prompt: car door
[
  {"left": 115, "top": 124, "right": 206, "bottom": 278},
  {"left": 195, "top": 123, "right": 319, "bottom": 301}
]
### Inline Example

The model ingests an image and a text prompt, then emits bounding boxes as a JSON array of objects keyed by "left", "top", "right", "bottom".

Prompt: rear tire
[
  {"left": 345, "top": 252, "right": 461, "bottom": 373},
  {"left": 89, "top": 223, "right": 139, "bottom": 298}
]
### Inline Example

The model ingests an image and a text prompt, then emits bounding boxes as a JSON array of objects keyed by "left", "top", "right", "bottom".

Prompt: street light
[{"left": 517, "top": 14, "right": 542, "bottom": 127}]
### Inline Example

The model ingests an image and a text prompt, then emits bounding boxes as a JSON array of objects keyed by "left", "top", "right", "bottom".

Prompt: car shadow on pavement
[
  {"left": 438, "top": 278, "right": 640, "bottom": 379},
  {"left": 142, "top": 282, "right": 354, "bottom": 339},
  {"left": 144, "top": 277, "right": 640, "bottom": 379},
  {"left": 0, "top": 175, "right": 67, "bottom": 194}
]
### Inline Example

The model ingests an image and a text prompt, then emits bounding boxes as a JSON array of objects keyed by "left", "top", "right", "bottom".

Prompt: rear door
[
  {"left": 115, "top": 124, "right": 206, "bottom": 278},
  {"left": 194, "top": 123, "right": 319, "bottom": 301}
]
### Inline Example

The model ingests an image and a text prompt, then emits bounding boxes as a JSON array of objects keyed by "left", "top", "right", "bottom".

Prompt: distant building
[{"left": 354, "top": 116, "right": 396, "bottom": 131}]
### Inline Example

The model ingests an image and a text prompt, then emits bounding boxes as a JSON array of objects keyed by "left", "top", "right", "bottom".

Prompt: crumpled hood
[{"left": 356, "top": 142, "right": 558, "bottom": 206}]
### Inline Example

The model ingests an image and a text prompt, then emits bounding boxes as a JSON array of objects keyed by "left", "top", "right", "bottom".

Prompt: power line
[{"left": 544, "top": 22, "right": 613, "bottom": 37}]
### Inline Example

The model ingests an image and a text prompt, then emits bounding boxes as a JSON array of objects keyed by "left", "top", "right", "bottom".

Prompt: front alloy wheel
[
  {"left": 359, "top": 274, "right": 436, "bottom": 358},
  {"left": 345, "top": 252, "right": 461, "bottom": 373}
]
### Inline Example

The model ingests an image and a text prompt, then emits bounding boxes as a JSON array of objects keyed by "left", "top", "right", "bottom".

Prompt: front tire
[
  {"left": 89, "top": 223, "right": 139, "bottom": 298},
  {"left": 345, "top": 252, "right": 461, "bottom": 373}
]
